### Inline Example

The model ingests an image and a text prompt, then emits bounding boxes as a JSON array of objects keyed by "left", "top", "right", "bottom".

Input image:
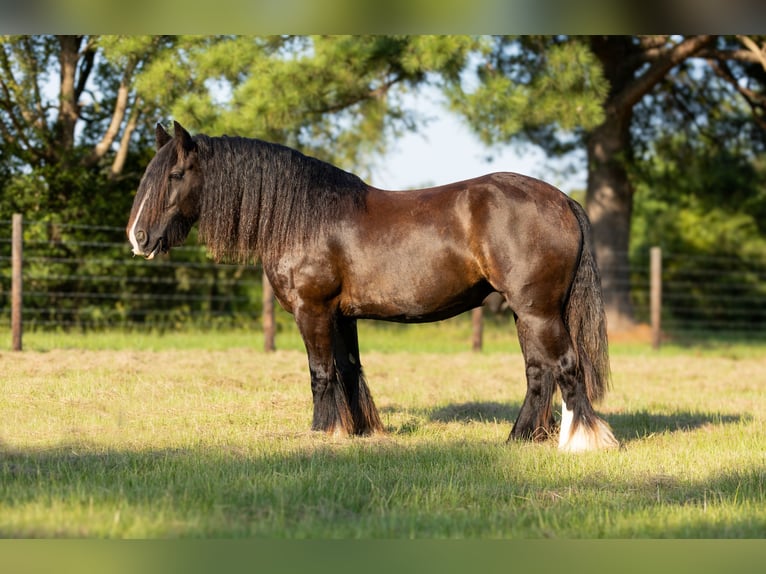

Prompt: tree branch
[
  {"left": 74, "top": 39, "right": 96, "bottom": 102},
  {"left": 109, "top": 96, "right": 141, "bottom": 178},
  {"left": 57, "top": 35, "right": 83, "bottom": 153},
  {"left": 698, "top": 48, "right": 766, "bottom": 67},
  {"left": 707, "top": 57, "right": 766, "bottom": 131},
  {"left": 630, "top": 35, "right": 673, "bottom": 63},
  {"left": 639, "top": 35, "right": 671, "bottom": 50},
  {"left": 311, "top": 72, "right": 403, "bottom": 116},
  {"left": 610, "top": 35, "right": 717, "bottom": 115},
  {"left": 84, "top": 56, "right": 138, "bottom": 167},
  {"left": 737, "top": 35, "right": 766, "bottom": 71},
  {"left": 21, "top": 36, "right": 47, "bottom": 131},
  {"left": 0, "top": 45, "right": 40, "bottom": 160}
]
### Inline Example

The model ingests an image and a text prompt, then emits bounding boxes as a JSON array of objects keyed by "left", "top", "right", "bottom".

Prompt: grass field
[{"left": 1, "top": 318, "right": 764, "bottom": 538}]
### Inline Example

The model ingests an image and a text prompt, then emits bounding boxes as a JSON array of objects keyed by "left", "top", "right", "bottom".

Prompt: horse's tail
[{"left": 564, "top": 198, "right": 611, "bottom": 404}]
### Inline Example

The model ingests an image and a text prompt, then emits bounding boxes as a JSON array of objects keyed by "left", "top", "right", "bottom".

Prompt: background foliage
[{"left": 2, "top": 35, "right": 766, "bottom": 333}]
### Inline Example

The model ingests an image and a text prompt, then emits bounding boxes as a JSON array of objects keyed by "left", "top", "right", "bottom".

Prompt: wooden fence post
[
  {"left": 11, "top": 213, "right": 23, "bottom": 351},
  {"left": 471, "top": 306, "right": 483, "bottom": 352},
  {"left": 650, "top": 246, "right": 662, "bottom": 350},
  {"left": 262, "top": 270, "right": 275, "bottom": 352}
]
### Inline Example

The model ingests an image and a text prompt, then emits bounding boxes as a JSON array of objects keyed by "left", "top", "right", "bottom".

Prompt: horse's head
[{"left": 127, "top": 121, "right": 202, "bottom": 259}]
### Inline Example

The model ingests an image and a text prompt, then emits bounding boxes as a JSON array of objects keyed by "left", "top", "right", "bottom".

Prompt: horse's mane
[{"left": 194, "top": 135, "right": 368, "bottom": 263}]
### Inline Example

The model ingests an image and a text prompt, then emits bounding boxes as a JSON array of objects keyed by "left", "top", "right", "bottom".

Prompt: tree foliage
[
  {"left": 630, "top": 134, "right": 766, "bottom": 332},
  {"left": 0, "top": 35, "right": 478, "bottom": 328},
  {"left": 3, "top": 35, "right": 766, "bottom": 332},
  {"left": 115, "top": 35, "right": 478, "bottom": 172},
  {"left": 447, "top": 35, "right": 766, "bottom": 329},
  {"left": 1, "top": 35, "right": 479, "bottom": 221},
  {"left": 447, "top": 36, "right": 608, "bottom": 153}
]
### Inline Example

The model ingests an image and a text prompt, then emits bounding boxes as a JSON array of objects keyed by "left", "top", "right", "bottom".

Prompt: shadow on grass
[
  {"left": 0, "top": 436, "right": 763, "bottom": 538},
  {"left": 380, "top": 401, "right": 519, "bottom": 435},
  {"left": 607, "top": 410, "right": 749, "bottom": 444},
  {"left": 428, "top": 401, "right": 519, "bottom": 424},
  {"left": 405, "top": 400, "right": 747, "bottom": 445}
]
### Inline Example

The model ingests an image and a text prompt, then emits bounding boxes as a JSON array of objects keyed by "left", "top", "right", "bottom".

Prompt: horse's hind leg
[
  {"left": 508, "top": 314, "right": 560, "bottom": 442},
  {"left": 556, "top": 358, "right": 618, "bottom": 452},
  {"left": 510, "top": 313, "right": 617, "bottom": 451},
  {"left": 332, "top": 316, "right": 383, "bottom": 435}
]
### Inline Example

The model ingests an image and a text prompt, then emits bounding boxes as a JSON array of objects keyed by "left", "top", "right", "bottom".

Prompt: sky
[{"left": 368, "top": 93, "right": 587, "bottom": 194}]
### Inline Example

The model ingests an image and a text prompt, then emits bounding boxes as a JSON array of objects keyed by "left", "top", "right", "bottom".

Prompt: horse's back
[
  {"left": 391, "top": 172, "right": 578, "bottom": 239},
  {"left": 470, "top": 172, "right": 575, "bottom": 217}
]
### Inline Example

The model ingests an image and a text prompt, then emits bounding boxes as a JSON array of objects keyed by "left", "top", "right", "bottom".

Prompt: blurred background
[{"left": 2, "top": 35, "right": 766, "bottom": 344}]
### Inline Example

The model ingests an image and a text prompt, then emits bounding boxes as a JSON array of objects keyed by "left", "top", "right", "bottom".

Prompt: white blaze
[{"left": 128, "top": 194, "right": 150, "bottom": 256}]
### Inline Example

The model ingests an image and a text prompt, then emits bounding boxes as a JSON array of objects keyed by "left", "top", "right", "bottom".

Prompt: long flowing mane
[{"left": 194, "top": 135, "right": 368, "bottom": 263}]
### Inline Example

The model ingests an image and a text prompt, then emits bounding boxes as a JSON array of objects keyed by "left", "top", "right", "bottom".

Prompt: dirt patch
[{"left": 608, "top": 323, "right": 654, "bottom": 344}]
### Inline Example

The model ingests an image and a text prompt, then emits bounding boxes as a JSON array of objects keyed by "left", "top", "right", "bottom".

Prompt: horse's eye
[{"left": 169, "top": 171, "right": 183, "bottom": 181}]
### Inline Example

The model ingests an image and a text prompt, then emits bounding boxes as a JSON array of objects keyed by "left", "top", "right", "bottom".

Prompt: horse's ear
[
  {"left": 173, "top": 121, "right": 196, "bottom": 155},
  {"left": 155, "top": 123, "right": 172, "bottom": 150}
]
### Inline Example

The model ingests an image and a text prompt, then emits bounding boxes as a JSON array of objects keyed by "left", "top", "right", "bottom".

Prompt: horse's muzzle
[
  {"left": 145, "top": 237, "right": 164, "bottom": 260},
  {"left": 130, "top": 228, "right": 164, "bottom": 260}
]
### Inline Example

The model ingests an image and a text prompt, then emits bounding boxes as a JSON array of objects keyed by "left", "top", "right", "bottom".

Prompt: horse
[{"left": 127, "top": 121, "right": 618, "bottom": 452}]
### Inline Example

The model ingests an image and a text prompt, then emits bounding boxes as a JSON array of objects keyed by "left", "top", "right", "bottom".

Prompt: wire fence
[
  {"left": 0, "top": 218, "right": 264, "bottom": 333},
  {"left": 2, "top": 218, "right": 766, "bottom": 343},
  {"left": 624, "top": 248, "right": 766, "bottom": 340}
]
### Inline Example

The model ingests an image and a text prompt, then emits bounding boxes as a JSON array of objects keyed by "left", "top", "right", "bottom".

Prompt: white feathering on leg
[
  {"left": 559, "top": 399, "right": 573, "bottom": 450},
  {"left": 559, "top": 399, "right": 619, "bottom": 453}
]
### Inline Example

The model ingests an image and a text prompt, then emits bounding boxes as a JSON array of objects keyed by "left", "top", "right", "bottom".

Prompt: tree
[
  {"left": 630, "top": 132, "right": 766, "bottom": 334},
  {"left": 134, "top": 35, "right": 477, "bottom": 173},
  {"left": 448, "top": 35, "right": 766, "bottom": 331},
  {"left": 0, "top": 35, "right": 479, "bottom": 328},
  {"left": 1, "top": 35, "right": 478, "bottom": 222},
  {"left": 0, "top": 35, "right": 176, "bottom": 223}
]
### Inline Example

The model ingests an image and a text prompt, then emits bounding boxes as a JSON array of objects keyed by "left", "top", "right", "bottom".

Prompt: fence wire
[
  {"left": 0, "top": 219, "right": 263, "bottom": 331},
  {"left": 2, "top": 219, "right": 766, "bottom": 339},
  {"left": 625, "top": 249, "right": 766, "bottom": 339}
]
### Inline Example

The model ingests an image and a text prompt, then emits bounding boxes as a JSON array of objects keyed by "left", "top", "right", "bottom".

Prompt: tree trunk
[
  {"left": 57, "top": 35, "right": 82, "bottom": 155},
  {"left": 585, "top": 113, "right": 635, "bottom": 332},
  {"left": 585, "top": 36, "right": 640, "bottom": 333},
  {"left": 584, "top": 35, "right": 716, "bottom": 332}
]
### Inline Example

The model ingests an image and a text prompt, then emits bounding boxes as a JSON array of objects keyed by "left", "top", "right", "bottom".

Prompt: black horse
[{"left": 127, "top": 122, "right": 618, "bottom": 452}]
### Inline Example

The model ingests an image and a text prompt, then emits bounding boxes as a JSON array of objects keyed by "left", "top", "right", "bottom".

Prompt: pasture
[{"left": 0, "top": 320, "right": 764, "bottom": 538}]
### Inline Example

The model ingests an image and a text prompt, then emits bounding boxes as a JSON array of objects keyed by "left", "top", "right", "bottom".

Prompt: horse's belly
[
  {"left": 337, "top": 218, "right": 491, "bottom": 322},
  {"left": 340, "top": 277, "right": 493, "bottom": 323}
]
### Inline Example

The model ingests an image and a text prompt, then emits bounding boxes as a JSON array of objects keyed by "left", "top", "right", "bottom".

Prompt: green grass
[
  {"left": 9, "top": 311, "right": 511, "bottom": 353},
  {"left": 0, "top": 322, "right": 764, "bottom": 538},
  {"left": 10, "top": 312, "right": 766, "bottom": 357}
]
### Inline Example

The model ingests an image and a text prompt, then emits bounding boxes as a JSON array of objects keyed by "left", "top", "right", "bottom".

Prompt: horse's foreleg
[
  {"left": 332, "top": 316, "right": 384, "bottom": 435},
  {"left": 296, "top": 310, "right": 354, "bottom": 436}
]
